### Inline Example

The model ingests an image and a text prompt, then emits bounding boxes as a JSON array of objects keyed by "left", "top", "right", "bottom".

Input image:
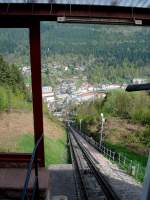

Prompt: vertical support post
[
  {"left": 124, "top": 156, "right": 126, "bottom": 166},
  {"left": 109, "top": 149, "right": 111, "bottom": 160},
  {"left": 118, "top": 153, "right": 121, "bottom": 164},
  {"left": 29, "top": 20, "right": 45, "bottom": 166},
  {"left": 141, "top": 153, "right": 150, "bottom": 200},
  {"left": 112, "top": 152, "right": 115, "bottom": 161},
  {"left": 136, "top": 163, "right": 140, "bottom": 178}
]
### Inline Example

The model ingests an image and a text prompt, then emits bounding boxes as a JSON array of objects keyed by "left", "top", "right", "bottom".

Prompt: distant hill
[{"left": 0, "top": 22, "right": 150, "bottom": 84}]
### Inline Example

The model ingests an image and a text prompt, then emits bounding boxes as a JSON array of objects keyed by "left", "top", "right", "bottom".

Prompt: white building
[
  {"left": 101, "top": 84, "right": 121, "bottom": 90},
  {"left": 133, "top": 78, "right": 147, "bottom": 84},
  {"left": 22, "top": 66, "right": 31, "bottom": 76},
  {"left": 42, "top": 86, "right": 53, "bottom": 94},
  {"left": 42, "top": 86, "right": 54, "bottom": 103},
  {"left": 77, "top": 83, "right": 95, "bottom": 94},
  {"left": 72, "top": 92, "right": 106, "bottom": 103},
  {"left": 46, "top": 96, "right": 55, "bottom": 103},
  {"left": 56, "top": 93, "right": 69, "bottom": 100}
]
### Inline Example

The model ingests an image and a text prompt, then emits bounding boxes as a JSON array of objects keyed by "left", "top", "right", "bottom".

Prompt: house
[
  {"left": 42, "top": 86, "right": 54, "bottom": 103},
  {"left": 77, "top": 83, "right": 95, "bottom": 94},
  {"left": 42, "top": 86, "right": 53, "bottom": 94},
  {"left": 133, "top": 78, "right": 147, "bottom": 84},
  {"left": 72, "top": 92, "right": 106, "bottom": 103},
  {"left": 22, "top": 66, "right": 31, "bottom": 76},
  {"left": 101, "top": 84, "right": 121, "bottom": 90}
]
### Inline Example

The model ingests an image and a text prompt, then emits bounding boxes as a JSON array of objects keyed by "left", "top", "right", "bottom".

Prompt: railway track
[{"left": 67, "top": 124, "right": 120, "bottom": 200}]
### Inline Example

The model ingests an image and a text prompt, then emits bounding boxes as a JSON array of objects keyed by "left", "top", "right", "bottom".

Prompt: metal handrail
[{"left": 21, "top": 135, "right": 43, "bottom": 200}]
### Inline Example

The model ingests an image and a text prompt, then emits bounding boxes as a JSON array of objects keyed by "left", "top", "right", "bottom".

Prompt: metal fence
[{"left": 79, "top": 131, "right": 146, "bottom": 182}]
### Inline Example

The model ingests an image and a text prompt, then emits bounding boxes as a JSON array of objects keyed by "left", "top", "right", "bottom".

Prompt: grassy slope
[
  {"left": 17, "top": 133, "right": 68, "bottom": 167},
  {"left": 0, "top": 111, "right": 68, "bottom": 167},
  {"left": 105, "top": 142, "right": 148, "bottom": 167},
  {"left": 104, "top": 117, "right": 148, "bottom": 167}
]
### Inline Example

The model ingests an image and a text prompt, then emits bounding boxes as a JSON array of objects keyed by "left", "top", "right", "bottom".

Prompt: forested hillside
[
  {"left": 0, "top": 23, "right": 150, "bottom": 84},
  {"left": 0, "top": 55, "right": 30, "bottom": 111}
]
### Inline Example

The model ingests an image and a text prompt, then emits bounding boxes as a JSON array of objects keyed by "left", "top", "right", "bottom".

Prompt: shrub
[
  {"left": 141, "top": 126, "right": 150, "bottom": 147},
  {"left": 0, "top": 86, "right": 9, "bottom": 111},
  {"left": 129, "top": 92, "right": 150, "bottom": 125},
  {"left": 0, "top": 86, "right": 31, "bottom": 112},
  {"left": 103, "top": 90, "right": 133, "bottom": 118},
  {"left": 103, "top": 90, "right": 150, "bottom": 125}
]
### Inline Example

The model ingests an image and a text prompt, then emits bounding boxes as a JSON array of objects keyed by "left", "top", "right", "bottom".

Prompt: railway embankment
[{"left": 69, "top": 126, "right": 143, "bottom": 200}]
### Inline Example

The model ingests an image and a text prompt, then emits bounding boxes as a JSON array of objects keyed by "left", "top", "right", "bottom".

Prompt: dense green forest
[
  {"left": 0, "top": 23, "right": 150, "bottom": 84},
  {"left": 1, "top": 23, "right": 150, "bottom": 65},
  {"left": 0, "top": 56, "right": 25, "bottom": 92},
  {"left": 0, "top": 56, "right": 30, "bottom": 111}
]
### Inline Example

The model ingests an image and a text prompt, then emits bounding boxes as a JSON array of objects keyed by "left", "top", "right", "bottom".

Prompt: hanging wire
[
  {"left": 63, "top": 0, "right": 67, "bottom": 18},
  {"left": 49, "top": 0, "right": 54, "bottom": 15},
  {"left": 131, "top": 7, "right": 134, "bottom": 21},
  {"left": 6, "top": 3, "right": 10, "bottom": 13},
  {"left": 68, "top": 0, "right": 72, "bottom": 16},
  {"left": 89, "top": 0, "right": 96, "bottom": 59},
  {"left": 32, "top": 3, "right": 34, "bottom": 14}
]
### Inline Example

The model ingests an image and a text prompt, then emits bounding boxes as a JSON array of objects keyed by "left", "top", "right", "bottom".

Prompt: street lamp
[
  {"left": 79, "top": 119, "right": 82, "bottom": 132},
  {"left": 99, "top": 113, "right": 105, "bottom": 147}
]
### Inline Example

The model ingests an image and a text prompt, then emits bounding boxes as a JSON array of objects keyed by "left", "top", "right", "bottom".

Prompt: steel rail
[
  {"left": 67, "top": 133, "right": 80, "bottom": 200},
  {"left": 69, "top": 125, "right": 120, "bottom": 200},
  {"left": 68, "top": 128, "right": 106, "bottom": 199},
  {"left": 68, "top": 129, "right": 89, "bottom": 200}
]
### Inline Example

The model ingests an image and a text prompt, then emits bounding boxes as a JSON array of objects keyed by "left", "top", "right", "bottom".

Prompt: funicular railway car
[{"left": 0, "top": 1, "right": 150, "bottom": 199}]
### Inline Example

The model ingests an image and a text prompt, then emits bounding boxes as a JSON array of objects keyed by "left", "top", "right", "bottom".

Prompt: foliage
[
  {"left": 103, "top": 90, "right": 150, "bottom": 125},
  {"left": 103, "top": 90, "right": 133, "bottom": 118},
  {"left": 0, "top": 86, "right": 10, "bottom": 111},
  {"left": 72, "top": 99, "right": 103, "bottom": 138},
  {"left": 127, "top": 126, "right": 150, "bottom": 148},
  {"left": 73, "top": 91, "right": 150, "bottom": 126},
  {"left": 73, "top": 90, "right": 150, "bottom": 156},
  {"left": 41, "top": 24, "right": 150, "bottom": 85},
  {"left": 0, "top": 86, "right": 31, "bottom": 112},
  {"left": 0, "top": 55, "right": 25, "bottom": 92},
  {"left": 142, "top": 127, "right": 150, "bottom": 147},
  {"left": 0, "top": 55, "right": 30, "bottom": 111},
  {"left": 1, "top": 24, "right": 150, "bottom": 66},
  {"left": 87, "top": 60, "right": 149, "bottom": 84}
]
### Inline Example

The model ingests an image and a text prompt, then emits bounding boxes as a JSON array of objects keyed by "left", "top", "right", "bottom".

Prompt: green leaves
[
  {"left": 0, "top": 56, "right": 30, "bottom": 111},
  {"left": 0, "top": 55, "right": 26, "bottom": 92},
  {"left": 103, "top": 90, "right": 150, "bottom": 125}
]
